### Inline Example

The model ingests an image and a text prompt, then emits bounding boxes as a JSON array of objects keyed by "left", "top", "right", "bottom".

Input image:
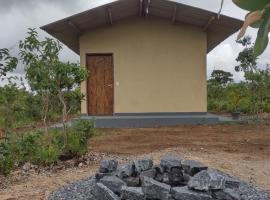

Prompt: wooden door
[{"left": 87, "top": 54, "right": 114, "bottom": 115}]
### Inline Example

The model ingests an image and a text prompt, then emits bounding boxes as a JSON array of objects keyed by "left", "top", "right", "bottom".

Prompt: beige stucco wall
[{"left": 80, "top": 17, "right": 207, "bottom": 114}]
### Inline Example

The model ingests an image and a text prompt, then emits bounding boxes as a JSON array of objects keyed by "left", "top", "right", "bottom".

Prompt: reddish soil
[
  {"left": 92, "top": 124, "right": 270, "bottom": 157},
  {"left": 91, "top": 124, "right": 270, "bottom": 189},
  {"left": 0, "top": 124, "right": 269, "bottom": 199}
]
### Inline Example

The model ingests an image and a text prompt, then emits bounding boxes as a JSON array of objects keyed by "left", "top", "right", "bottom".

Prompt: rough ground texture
[
  {"left": 0, "top": 124, "right": 270, "bottom": 199},
  {"left": 48, "top": 157, "right": 270, "bottom": 200}
]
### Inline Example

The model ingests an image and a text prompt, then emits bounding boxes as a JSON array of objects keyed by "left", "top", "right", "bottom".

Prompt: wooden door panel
[{"left": 87, "top": 55, "right": 113, "bottom": 115}]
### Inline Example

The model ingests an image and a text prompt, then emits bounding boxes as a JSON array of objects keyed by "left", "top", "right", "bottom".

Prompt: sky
[{"left": 0, "top": 0, "right": 269, "bottom": 85}]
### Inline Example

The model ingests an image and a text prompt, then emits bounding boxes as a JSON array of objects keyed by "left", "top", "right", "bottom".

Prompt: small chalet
[{"left": 41, "top": 0, "right": 242, "bottom": 127}]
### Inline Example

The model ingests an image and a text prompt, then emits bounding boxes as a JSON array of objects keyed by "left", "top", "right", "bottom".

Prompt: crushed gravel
[{"left": 48, "top": 176, "right": 96, "bottom": 200}]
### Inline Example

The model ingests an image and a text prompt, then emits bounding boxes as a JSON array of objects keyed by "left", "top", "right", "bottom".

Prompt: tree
[
  {"left": 19, "top": 29, "right": 88, "bottom": 146},
  {"left": 50, "top": 61, "right": 87, "bottom": 146},
  {"left": 0, "top": 49, "right": 18, "bottom": 79},
  {"left": 19, "top": 28, "right": 62, "bottom": 136},
  {"left": 235, "top": 36, "right": 257, "bottom": 73},
  {"left": 235, "top": 36, "right": 270, "bottom": 114},
  {"left": 245, "top": 69, "right": 270, "bottom": 113},
  {"left": 210, "top": 69, "right": 233, "bottom": 86}
]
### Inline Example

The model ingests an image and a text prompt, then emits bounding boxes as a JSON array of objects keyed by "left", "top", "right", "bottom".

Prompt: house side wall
[{"left": 80, "top": 17, "right": 207, "bottom": 114}]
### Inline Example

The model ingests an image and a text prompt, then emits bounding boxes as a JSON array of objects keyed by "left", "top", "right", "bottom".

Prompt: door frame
[{"left": 86, "top": 53, "right": 115, "bottom": 116}]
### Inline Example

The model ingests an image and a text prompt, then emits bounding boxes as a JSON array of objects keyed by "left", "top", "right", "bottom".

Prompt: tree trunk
[
  {"left": 42, "top": 90, "right": 49, "bottom": 137},
  {"left": 58, "top": 90, "right": 68, "bottom": 147}
]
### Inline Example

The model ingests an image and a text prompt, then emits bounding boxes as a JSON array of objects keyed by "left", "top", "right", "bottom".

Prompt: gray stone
[
  {"left": 160, "top": 155, "right": 181, "bottom": 172},
  {"left": 182, "top": 160, "right": 208, "bottom": 176},
  {"left": 168, "top": 167, "right": 184, "bottom": 186},
  {"left": 188, "top": 169, "right": 225, "bottom": 191},
  {"left": 155, "top": 165, "right": 164, "bottom": 173},
  {"left": 171, "top": 186, "right": 213, "bottom": 200},
  {"left": 100, "top": 176, "right": 126, "bottom": 195},
  {"left": 121, "top": 186, "right": 144, "bottom": 200},
  {"left": 134, "top": 158, "right": 153, "bottom": 173},
  {"left": 212, "top": 188, "right": 240, "bottom": 200},
  {"left": 162, "top": 172, "right": 170, "bottom": 184},
  {"left": 22, "top": 162, "right": 31, "bottom": 171},
  {"left": 122, "top": 177, "right": 140, "bottom": 187},
  {"left": 117, "top": 164, "right": 135, "bottom": 178},
  {"left": 183, "top": 173, "right": 191, "bottom": 185},
  {"left": 140, "top": 168, "right": 156, "bottom": 179},
  {"left": 95, "top": 172, "right": 115, "bottom": 181},
  {"left": 225, "top": 178, "right": 240, "bottom": 189},
  {"left": 154, "top": 165, "right": 164, "bottom": 182},
  {"left": 92, "top": 182, "right": 120, "bottom": 200},
  {"left": 99, "top": 159, "right": 118, "bottom": 173},
  {"left": 142, "top": 176, "right": 171, "bottom": 200}
]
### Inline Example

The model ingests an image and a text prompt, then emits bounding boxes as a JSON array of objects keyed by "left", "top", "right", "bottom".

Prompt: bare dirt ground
[{"left": 0, "top": 124, "right": 270, "bottom": 199}]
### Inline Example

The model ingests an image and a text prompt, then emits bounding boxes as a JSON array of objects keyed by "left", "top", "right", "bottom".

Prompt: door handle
[{"left": 107, "top": 84, "right": 113, "bottom": 87}]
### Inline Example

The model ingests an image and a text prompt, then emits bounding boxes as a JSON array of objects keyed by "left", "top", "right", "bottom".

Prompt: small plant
[
  {"left": 0, "top": 143, "right": 14, "bottom": 176},
  {"left": 17, "top": 133, "right": 41, "bottom": 164},
  {"left": 229, "top": 90, "right": 243, "bottom": 112},
  {"left": 0, "top": 120, "right": 96, "bottom": 175},
  {"left": 65, "top": 120, "right": 95, "bottom": 157},
  {"left": 66, "top": 133, "right": 88, "bottom": 157},
  {"left": 74, "top": 120, "right": 95, "bottom": 139},
  {"left": 35, "top": 144, "right": 61, "bottom": 165}
]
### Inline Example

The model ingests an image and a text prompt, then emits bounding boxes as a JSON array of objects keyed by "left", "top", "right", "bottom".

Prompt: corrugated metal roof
[{"left": 40, "top": 0, "right": 243, "bottom": 54}]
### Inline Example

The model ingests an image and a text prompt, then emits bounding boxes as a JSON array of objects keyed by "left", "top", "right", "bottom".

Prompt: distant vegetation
[{"left": 208, "top": 36, "right": 270, "bottom": 114}]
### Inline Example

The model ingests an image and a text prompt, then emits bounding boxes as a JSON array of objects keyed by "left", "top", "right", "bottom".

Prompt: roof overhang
[{"left": 40, "top": 0, "right": 243, "bottom": 54}]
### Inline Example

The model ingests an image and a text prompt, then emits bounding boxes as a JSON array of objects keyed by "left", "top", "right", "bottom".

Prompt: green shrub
[
  {"left": 0, "top": 154, "right": 14, "bottom": 176},
  {"left": 0, "top": 143, "right": 14, "bottom": 175},
  {"left": 17, "top": 132, "right": 41, "bottom": 164},
  {"left": 74, "top": 120, "right": 95, "bottom": 139},
  {"left": 262, "top": 101, "right": 270, "bottom": 113},
  {"left": 0, "top": 119, "right": 96, "bottom": 175},
  {"left": 66, "top": 132, "right": 87, "bottom": 156},
  {"left": 238, "top": 98, "right": 251, "bottom": 113},
  {"left": 65, "top": 120, "right": 95, "bottom": 157},
  {"left": 34, "top": 144, "right": 61, "bottom": 165}
]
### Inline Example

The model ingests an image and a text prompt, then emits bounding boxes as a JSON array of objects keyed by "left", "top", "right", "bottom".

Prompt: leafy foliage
[
  {"left": 18, "top": 29, "right": 88, "bottom": 144},
  {"left": 0, "top": 28, "right": 90, "bottom": 175},
  {"left": 0, "top": 120, "right": 95, "bottom": 175},
  {"left": 231, "top": 0, "right": 270, "bottom": 56},
  {"left": 208, "top": 36, "right": 270, "bottom": 114},
  {"left": 210, "top": 70, "right": 233, "bottom": 86},
  {"left": 0, "top": 48, "right": 18, "bottom": 78},
  {"left": 235, "top": 37, "right": 257, "bottom": 72}
]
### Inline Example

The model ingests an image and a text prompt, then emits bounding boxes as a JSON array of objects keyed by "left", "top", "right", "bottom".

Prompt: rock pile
[{"left": 49, "top": 155, "right": 270, "bottom": 200}]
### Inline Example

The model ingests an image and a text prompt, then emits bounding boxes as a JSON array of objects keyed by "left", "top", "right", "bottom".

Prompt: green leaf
[
  {"left": 233, "top": 0, "right": 270, "bottom": 11},
  {"left": 254, "top": 9, "right": 270, "bottom": 57}
]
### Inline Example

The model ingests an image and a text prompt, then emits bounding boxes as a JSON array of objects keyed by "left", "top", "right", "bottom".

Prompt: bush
[
  {"left": 0, "top": 119, "right": 95, "bottom": 175},
  {"left": 0, "top": 143, "right": 14, "bottom": 175},
  {"left": 238, "top": 98, "right": 251, "bottom": 113},
  {"left": 66, "top": 133, "right": 87, "bottom": 156},
  {"left": 65, "top": 120, "right": 95, "bottom": 157},
  {"left": 74, "top": 119, "right": 95, "bottom": 139},
  {"left": 17, "top": 133, "right": 41, "bottom": 164},
  {"left": 262, "top": 101, "right": 270, "bottom": 113},
  {"left": 35, "top": 144, "right": 61, "bottom": 165}
]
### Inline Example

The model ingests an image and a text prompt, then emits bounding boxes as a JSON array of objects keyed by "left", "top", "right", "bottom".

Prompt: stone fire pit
[{"left": 49, "top": 155, "right": 270, "bottom": 200}]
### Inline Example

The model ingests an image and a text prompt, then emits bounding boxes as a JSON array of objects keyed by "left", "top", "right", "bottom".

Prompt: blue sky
[{"left": 0, "top": 0, "right": 269, "bottom": 84}]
